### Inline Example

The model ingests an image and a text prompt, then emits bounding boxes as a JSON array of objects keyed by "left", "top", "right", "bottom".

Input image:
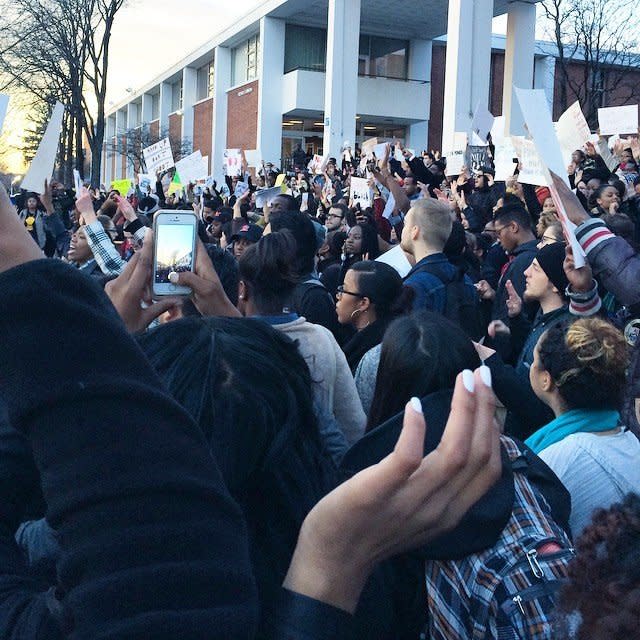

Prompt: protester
[{"left": 335, "top": 260, "right": 413, "bottom": 373}]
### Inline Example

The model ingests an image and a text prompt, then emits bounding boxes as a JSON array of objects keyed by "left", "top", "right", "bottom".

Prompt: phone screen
[{"left": 154, "top": 223, "right": 195, "bottom": 284}]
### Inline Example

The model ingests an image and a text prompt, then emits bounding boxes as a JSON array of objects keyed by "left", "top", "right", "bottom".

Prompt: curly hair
[
  {"left": 538, "top": 317, "right": 628, "bottom": 410},
  {"left": 555, "top": 492, "right": 640, "bottom": 639}
]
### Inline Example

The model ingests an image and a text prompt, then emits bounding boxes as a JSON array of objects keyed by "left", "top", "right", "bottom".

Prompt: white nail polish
[
  {"left": 480, "top": 365, "right": 492, "bottom": 388},
  {"left": 462, "top": 369, "right": 475, "bottom": 393},
  {"left": 410, "top": 397, "right": 423, "bottom": 414}
]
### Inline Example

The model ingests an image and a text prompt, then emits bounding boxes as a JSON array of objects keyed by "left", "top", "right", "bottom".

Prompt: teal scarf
[{"left": 525, "top": 409, "right": 621, "bottom": 454}]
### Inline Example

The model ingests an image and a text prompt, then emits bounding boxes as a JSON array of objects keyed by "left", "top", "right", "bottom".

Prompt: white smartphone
[{"left": 152, "top": 211, "right": 197, "bottom": 297}]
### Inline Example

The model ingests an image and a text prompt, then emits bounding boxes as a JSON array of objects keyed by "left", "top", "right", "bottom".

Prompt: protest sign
[
  {"left": 490, "top": 115, "right": 506, "bottom": 141},
  {"left": 138, "top": 173, "right": 155, "bottom": 193},
  {"left": 556, "top": 101, "right": 592, "bottom": 165},
  {"left": 111, "top": 178, "right": 132, "bottom": 195},
  {"left": 22, "top": 101, "right": 64, "bottom": 194},
  {"left": 493, "top": 137, "right": 518, "bottom": 181},
  {"left": 142, "top": 138, "right": 174, "bottom": 175},
  {"left": 175, "top": 150, "right": 208, "bottom": 185},
  {"left": 517, "top": 140, "right": 548, "bottom": 186},
  {"left": 393, "top": 147, "right": 404, "bottom": 162},
  {"left": 471, "top": 103, "right": 494, "bottom": 143},
  {"left": 466, "top": 145, "right": 490, "bottom": 173},
  {"left": 244, "top": 149, "right": 261, "bottom": 167},
  {"left": 224, "top": 148, "right": 242, "bottom": 177},
  {"left": 234, "top": 181, "right": 250, "bottom": 198},
  {"left": 0, "top": 94, "right": 9, "bottom": 137},
  {"left": 255, "top": 186, "right": 281, "bottom": 208},
  {"left": 375, "top": 244, "right": 412, "bottom": 277},
  {"left": 443, "top": 132, "right": 467, "bottom": 176},
  {"left": 167, "top": 171, "right": 183, "bottom": 196},
  {"left": 598, "top": 105, "right": 639, "bottom": 136},
  {"left": 382, "top": 192, "right": 396, "bottom": 220},
  {"left": 73, "top": 169, "right": 83, "bottom": 194},
  {"left": 350, "top": 177, "right": 373, "bottom": 208},
  {"left": 308, "top": 153, "right": 329, "bottom": 174},
  {"left": 373, "top": 142, "right": 388, "bottom": 160},
  {"left": 361, "top": 137, "right": 378, "bottom": 158},
  {"left": 515, "top": 87, "right": 586, "bottom": 267}
]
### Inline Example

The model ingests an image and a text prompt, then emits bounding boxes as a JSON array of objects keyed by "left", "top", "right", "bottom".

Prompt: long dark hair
[
  {"left": 138, "top": 317, "right": 337, "bottom": 607},
  {"left": 349, "top": 260, "right": 414, "bottom": 321},
  {"left": 366, "top": 311, "right": 481, "bottom": 431}
]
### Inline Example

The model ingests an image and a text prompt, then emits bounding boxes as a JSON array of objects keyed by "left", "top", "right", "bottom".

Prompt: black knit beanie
[{"left": 536, "top": 241, "right": 569, "bottom": 296}]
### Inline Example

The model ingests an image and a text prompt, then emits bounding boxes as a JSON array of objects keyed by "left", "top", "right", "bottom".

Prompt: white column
[
  {"left": 182, "top": 66, "right": 198, "bottom": 148},
  {"left": 126, "top": 102, "right": 138, "bottom": 129},
  {"left": 502, "top": 0, "right": 536, "bottom": 135},
  {"left": 104, "top": 114, "right": 116, "bottom": 186},
  {"left": 441, "top": 0, "right": 493, "bottom": 151},
  {"left": 141, "top": 93, "right": 153, "bottom": 125},
  {"left": 323, "top": 0, "right": 361, "bottom": 159},
  {"left": 534, "top": 55, "right": 556, "bottom": 113},
  {"left": 257, "top": 17, "right": 286, "bottom": 166},
  {"left": 407, "top": 39, "right": 433, "bottom": 151},
  {"left": 211, "top": 46, "right": 231, "bottom": 176},
  {"left": 114, "top": 108, "right": 127, "bottom": 179},
  {"left": 159, "top": 81, "right": 172, "bottom": 134}
]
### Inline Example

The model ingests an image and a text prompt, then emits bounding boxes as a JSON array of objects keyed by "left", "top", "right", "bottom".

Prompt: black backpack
[{"left": 408, "top": 262, "right": 484, "bottom": 340}]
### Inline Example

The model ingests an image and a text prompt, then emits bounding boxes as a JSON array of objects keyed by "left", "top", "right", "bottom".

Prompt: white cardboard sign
[
  {"left": 375, "top": 244, "right": 412, "bottom": 278},
  {"left": 22, "top": 101, "right": 65, "bottom": 194},
  {"left": 350, "top": 177, "right": 373, "bottom": 208},
  {"left": 143, "top": 137, "right": 175, "bottom": 174},
  {"left": 556, "top": 101, "right": 592, "bottom": 165},
  {"left": 444, "top": 132, "right": 468, "bottom": 176},
  {"left": 244, "top": 149, "right": 261, "bottom": 167},
  {"left": 471, "top": 102, "right": 495, "bottom": 142},
  {"left": 175, "top": 150, "right": 208, "bottom": 185},
  {"left": 223, "top": 148, "right": 242, "bottom": 177},
  {"left": 493, "top": 137, "right": 518, "bottom": 182},
  {"left": 598, "top": 105, "right": 639, "bottom": 136}
]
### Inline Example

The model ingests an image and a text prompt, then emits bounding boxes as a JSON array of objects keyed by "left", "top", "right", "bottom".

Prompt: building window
[
  {"left": 359, "top": 35, "right": 409, "bottom": 80},
  {"left": 231, "top": 34, "right": 261, "bottom": 85},
  {"left": 197, "top": 61, "right": 214, "bottom": 100},
  {"left": 284, "top": 25, "right": 327, "bottom": 73},
  {"left": 151, "top": 93, "right": 160, "bottom": 120},
  {"left": 171, "top": 79, "right": 183, "bottom": 112}
]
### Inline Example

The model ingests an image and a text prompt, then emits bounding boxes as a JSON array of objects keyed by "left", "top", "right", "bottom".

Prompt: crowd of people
[{"left": 2, "top": 128, "right": 640, "bottom": 639}]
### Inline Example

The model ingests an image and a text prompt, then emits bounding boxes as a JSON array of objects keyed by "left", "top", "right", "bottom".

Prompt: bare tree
[
  {"left": 541, "top": 0, "right": 640, "bottom": 126},
  {"left": 0, "top": 0, "right": 126, "bottom": 187}
]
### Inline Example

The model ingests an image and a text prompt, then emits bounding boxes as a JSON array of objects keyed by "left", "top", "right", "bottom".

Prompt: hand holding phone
[{"left": 152, "top": 211, "right": 197, "bottom": 297}]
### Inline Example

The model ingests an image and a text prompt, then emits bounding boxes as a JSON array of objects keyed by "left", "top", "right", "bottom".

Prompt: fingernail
[
  {"left": 462, "top": 369, "right": 475, "bottom": 393},
  {"left": 480, "top": 365, "right": 492, "bottom": 388},
  {"left": 410, "top": 397, "right": 423, "bottom": 414},
  {"left": 168, "top": 271, "right": 179, "bottom": 284}
]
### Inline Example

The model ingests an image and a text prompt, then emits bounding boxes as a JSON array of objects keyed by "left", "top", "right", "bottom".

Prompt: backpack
[
  {"left": 409, "top": 261, "right": 484, "bottom": 340},
  {"left": 423, "top": 436, "right": 574, "bottom": 640}
]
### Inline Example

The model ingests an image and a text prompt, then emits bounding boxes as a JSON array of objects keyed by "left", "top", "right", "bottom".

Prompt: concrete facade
[{"left": 102, "top": 0, "right": 638, "bottom": 184}]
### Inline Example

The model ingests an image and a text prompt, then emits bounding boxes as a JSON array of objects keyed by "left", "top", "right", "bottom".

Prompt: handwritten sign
[
  {"left": 142, "top": 137, "right": 175, "bottom": 174},
  {"left": 471, "top": 102, "right": 495, "bottom": 142},
  {"left": 493, "top": 137, "right": 518, "bottom": 182},
  {"left": 224, "top": 148, "right": 242, "bottom": 177},
  {"left": 556, "top": 101, "right": 592, "bottom": 165},
  {"left": 350, "top": 177, "right": 373, "bottom": 208},
  {"left": 175, "top": 150, "right": 208, "bottom": 185},
  {"left": 598, "top": 105, "right": 639, "bottom": 136}
]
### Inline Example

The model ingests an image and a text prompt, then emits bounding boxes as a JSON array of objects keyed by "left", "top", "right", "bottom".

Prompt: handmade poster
[
  {"left": 142, "top": 138, "right": 175, "bottom": 175},
  {"left": 244, "top": 149, "right": 261, "bottom": 167},
  {"left": 255, "top": 186, "right": 281, "bottom": 208},
  {"left": 597, "top": 105, "right": 639, "bottom": 136},
  {"left": 393, "top": 147, "right": 404, "bottom": 162},
  {"left": 224, "top": 148, "right": 242, "bottom": 177},
  {"left": 138, "top": 173, "right": 155, "bottom": 193},
  {"left": 493, "top": 137, "right": 518, "bottom": 182},
  {"left": 234, "top": 181, "right": 250, "bottom": 198},
  {"left": 111, "top": 179, "right": 132, "bottom": 195},
  {"left": 308, "top": 153, "right": 329, "bottom": 174},
  {"left": 443, "top": 132, "right": 467, "bottom": 176},
  {"left": 175, "top": 150, "right": 207, "bottom": 185},
  {"left": 22, "top": 101, "right": 65, "bottom": 194},
  {"left": 350, "top": 177, "right": 373, "bottom": 208},
  {"left": 515, "top": 87, "right": 586, "bottom": 267},
  {"left": 73, "top": 169, "right": 83, "bottom": 194},
  {"left": 555, "top": 101, "right": 592, "bottom": 165},
  {"left": 466, "top": 145, "right": 490, "bottom": 173},
  {"left": 375, "top": 244, "right": 412, "bottom": 278},
  {"left": 167, "top": 170, "right": 183, "bottom": 196},
  {"left": 360, "top": 137, "right": 378, "bottom": 158},
  {"left": 490, "top": 116, "right": 506, "bottom": 141},
  {"left": 373, "top": 142, "right": 388, "bottom": 159},
  {"left": 517, "top": 139, "right": 548, "bottom": 187},
  {"left": 382, "top": 192, "right": 396, "bottom": 220},
  {"left": 471, "top": 102, "right": 495, "bottom": 143}
]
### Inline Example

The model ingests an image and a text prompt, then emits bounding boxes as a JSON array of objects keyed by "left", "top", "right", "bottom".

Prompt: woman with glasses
[{"left": 336, "top": 261, "right": 414, "bottom": 373}]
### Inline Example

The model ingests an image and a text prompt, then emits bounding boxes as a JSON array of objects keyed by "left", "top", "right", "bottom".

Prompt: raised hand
[
  {"left": 487, "top": 319, "right": 511, "bottom": 338},
  {"left": 115, "top": 195, "right": 137, "bottom": 222},
  {"left": 563, "top": 243, "right": 593, "bottom": 293},
  {"left": 504, "top": 279, "right": 522, "bottom": 318},
  {"left": 104, "top": 230, "right": 179, "bottom": 333},
  {"left": 284, "top": 367, "right": 500, "bottom": 613},
  {"left": 475, "top": 279, "right": 496, "bottom": 301}
]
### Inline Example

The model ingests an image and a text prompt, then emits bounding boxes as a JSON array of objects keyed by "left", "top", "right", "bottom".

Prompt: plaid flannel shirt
[
  {"left": 424, "top": 436, "right": 572, "bottom": 640},
  {"left": 84, "top": 220, "right": 146, "bottom": 277}
]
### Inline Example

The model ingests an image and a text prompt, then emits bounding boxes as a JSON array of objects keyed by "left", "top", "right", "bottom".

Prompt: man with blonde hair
[{"left": 401, "top": 198, "right": 481, "bottom": 335}]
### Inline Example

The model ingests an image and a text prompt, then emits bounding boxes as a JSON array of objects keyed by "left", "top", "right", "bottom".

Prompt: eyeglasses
[
  {"left": 336, "top": 285, "right": 364, "bottom": 299},
  {"left": 493, "top": 225, "right": 509, "bottom": 236}
]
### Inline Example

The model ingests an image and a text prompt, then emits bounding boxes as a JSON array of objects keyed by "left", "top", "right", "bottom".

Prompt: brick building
[{"left": 102, "top": 0, "right": 640, "bottom": 185}]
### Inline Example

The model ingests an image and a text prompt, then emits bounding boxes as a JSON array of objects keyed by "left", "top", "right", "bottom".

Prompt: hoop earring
[{"left": 350, "top": 308, "right": 370, "bottom": 328}]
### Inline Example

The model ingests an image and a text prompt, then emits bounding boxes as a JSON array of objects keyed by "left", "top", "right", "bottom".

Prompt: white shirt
[{"left": 539, "top": 429, "right": 640, "bottom": 538}]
